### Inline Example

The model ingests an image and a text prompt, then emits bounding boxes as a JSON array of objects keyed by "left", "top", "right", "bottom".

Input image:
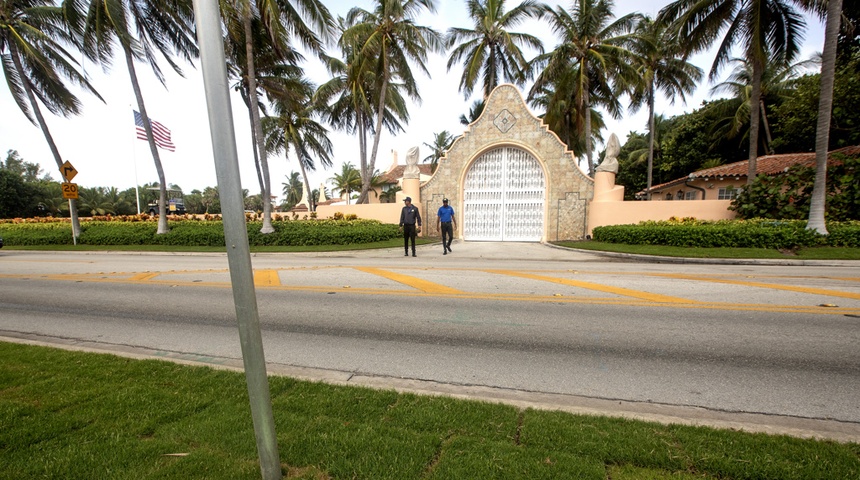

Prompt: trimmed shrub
[
  {"left": 590, "top": 219, "right": 856, "bottom": 249},
  {"left": 0, "top": 217, "right": 401, "bottom": 247}
]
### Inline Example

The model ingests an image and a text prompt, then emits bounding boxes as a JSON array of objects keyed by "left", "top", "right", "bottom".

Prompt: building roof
[
  {"left": 378, "top": 164, "right": 433, "bottom": 184},
  {"left": 640, "top": 145, "right": 860, "bottom": 195}
]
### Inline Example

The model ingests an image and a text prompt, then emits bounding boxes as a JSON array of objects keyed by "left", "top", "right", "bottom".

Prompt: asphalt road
[{"left": 1, "top": 243, "right": 859, "bottom": 442}]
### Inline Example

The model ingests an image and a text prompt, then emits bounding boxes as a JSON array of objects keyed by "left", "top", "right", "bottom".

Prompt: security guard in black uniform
[{"left": 399, "top": 197, "right": 422, "bottom": 257}]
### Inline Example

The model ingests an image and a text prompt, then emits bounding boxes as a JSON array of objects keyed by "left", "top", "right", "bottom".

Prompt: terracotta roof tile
[{"left": 641, "top": 146, "right": 860, "bottom": 194}]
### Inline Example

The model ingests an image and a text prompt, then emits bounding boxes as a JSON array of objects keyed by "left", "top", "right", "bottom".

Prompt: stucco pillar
[{"left": 592, "top": 171, "right": 624, "bottom": 202}]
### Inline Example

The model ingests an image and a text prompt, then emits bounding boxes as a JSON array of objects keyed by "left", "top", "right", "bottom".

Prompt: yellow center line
[
  {"left": 354, "top": 267, "right": 463, "bottom": 294},
  {"left": 650, "top": 273, "right": 860, "bottom": 301},
  {"left": 484, "top": 269, "right": 699, "bottom": 304},
  {"left": 129, "top": 273, "right": 159, "bottom": 281},
  {"left": 253, "top": 269, "right": 281, "bottom": 287}
]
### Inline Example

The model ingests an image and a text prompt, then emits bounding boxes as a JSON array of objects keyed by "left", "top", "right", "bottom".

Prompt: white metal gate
[{"left": 463, "top": 147, "right": 545, "bottom": 241}]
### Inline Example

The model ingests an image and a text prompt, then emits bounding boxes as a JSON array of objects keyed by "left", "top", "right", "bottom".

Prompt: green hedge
[
  {"left": 592, "top": 219, "right": 860, "bottom": 249},
  {"left": 0, "top": 219, "right": 401, "bottom": 247}
]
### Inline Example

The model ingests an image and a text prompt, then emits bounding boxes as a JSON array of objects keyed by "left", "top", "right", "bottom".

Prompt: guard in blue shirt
[{"left": 436, "top": 198, "right": 456, "bottom": 254}]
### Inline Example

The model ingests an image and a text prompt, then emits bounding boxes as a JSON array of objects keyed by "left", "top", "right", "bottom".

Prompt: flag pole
[{"left": 131, "top": 106, "right": 141, "bottom": 214}]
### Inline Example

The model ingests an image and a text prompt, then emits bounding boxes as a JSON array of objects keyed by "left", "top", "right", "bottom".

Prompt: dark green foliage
[
  {"left": 657, "top": 100, "right": 742, "bottom": 183},
  {"left": 771, "top": 52, "right": 860, "bottom": 153},
  {"left": 0, "top": 219, "right": 401, "bottom": 246},
  {"left": 591, "top": 219, "right": 860, "bottom": 249},
  {"left": 730, "top": 153, "right": 860, "bottom": 221},
  {"left": 0, "top": 170, "right": 43, "bottom": 218}
]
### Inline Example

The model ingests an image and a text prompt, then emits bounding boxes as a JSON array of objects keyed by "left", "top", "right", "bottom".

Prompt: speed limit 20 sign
[{"left": 62, "top": 182, "right": 79, "bottom": 199}]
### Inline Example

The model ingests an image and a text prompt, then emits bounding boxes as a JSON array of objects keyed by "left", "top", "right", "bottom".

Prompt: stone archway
[
  {"left": 420, "top": 84, "right": 593, "bottom": 241},
  {"left": 463, "top": 146, "right": 545, "bottom": 241}
]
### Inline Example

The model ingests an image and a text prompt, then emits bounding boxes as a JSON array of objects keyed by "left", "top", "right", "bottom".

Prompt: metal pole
[{"left": 190, "top": 0, "right": 281, "bottom": 478}]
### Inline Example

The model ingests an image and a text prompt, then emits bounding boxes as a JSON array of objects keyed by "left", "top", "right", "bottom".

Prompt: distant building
[{"left": 638, "top": 146, "right": 860, "bottom": 201}]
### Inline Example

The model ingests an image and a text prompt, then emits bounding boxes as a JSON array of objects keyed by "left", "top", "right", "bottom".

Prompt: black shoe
[
  {"left": 412, "top": 253, "right": 417, "bottom": 257},
  {"left": 443, "top": 250, "right": 447, "bottom": 255},
  {"left": 404, "top": 252, "right": 409, "bottom": 256},
  {"left": 447, "top": 246, "right": 452, "bottom": 252}
]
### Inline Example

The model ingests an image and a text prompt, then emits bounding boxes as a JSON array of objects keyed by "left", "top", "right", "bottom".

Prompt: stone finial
[
  {"left": 404, "top": 146, "right": 420, "bottom": 178},
  {"left": 297, "top": 181, "right": 310, "bottom": 208},
  {"left": 596, "top": 133, "right": 620, "bottom": 174}
]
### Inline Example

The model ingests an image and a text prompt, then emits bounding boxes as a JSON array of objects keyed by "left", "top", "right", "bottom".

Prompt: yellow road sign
[
  {"left": 62, "top": 182, "right": 79, "bottom": 199},
  {"left": 61, "top": 160, "right": 78, "bottom": 182}
]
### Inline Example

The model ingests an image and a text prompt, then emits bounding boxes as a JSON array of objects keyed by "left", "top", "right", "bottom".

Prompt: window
[
  {"left": 665, "top": 193, "right": 673, "bottom": 201},
  {"left": 684, "top": 191, "right": 698, "bottom": 200},
  {"left": 718, "top": 187, "right": 738, "bottom": 200}
]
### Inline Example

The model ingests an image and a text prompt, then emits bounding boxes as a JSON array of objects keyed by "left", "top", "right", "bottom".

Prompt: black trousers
[
  {"left": 440, "top": 222, "right": 453, "bottom": 249},
  {"left": 403, "top": 224, "right": 417, "bottom": 253}
]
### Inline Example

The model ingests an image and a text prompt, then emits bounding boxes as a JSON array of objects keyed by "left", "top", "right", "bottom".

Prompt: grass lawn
[
  {"left": 556, "top": 241, "right": 860, "bottom": 260},
  {"left": 1, "top": 342, "right": 858, "bottom": 479}
]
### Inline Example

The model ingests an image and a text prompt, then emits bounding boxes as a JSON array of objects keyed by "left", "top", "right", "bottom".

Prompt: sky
[{"left": 0, "top": 0, "right": 826, "bottom": 203}]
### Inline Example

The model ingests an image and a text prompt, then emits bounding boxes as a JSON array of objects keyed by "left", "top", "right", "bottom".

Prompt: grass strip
[
  {"left": 556, "top": 241, "right": 860, "bottom": 260},
  {"left": 1, "top": 342, "right": 858, "bottom": 479}
]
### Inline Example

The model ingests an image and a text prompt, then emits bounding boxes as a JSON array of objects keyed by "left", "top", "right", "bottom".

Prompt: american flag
[{"left": 134, "top": 110, "right": 176, "bottom": 152}]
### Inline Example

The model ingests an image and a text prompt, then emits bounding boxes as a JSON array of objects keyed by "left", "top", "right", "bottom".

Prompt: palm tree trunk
[
  {"left": 360, "top": 58, "right": 390, "bottom": 204},
  {"left": 358, "top": 113, "right": 368, "bottom": 201},
  {"left": 242, "top": 89, "right": 265, "bottom": 192},
  {"left": 124, "top": 45, "right": 170, "bottom": 234},
  {"left": 647, "top": 84, "right": 656, "bottom": 200},
  {"left": 297, "top": 159, "right": 313, "bottom": 212},
  {"left": 244, "top": 9, "right": 275, "bottom": 233},
  {"left": 584, "top": 88, "right": 594, "bottom": 177},
  {"left": 760, "top": 100, "right": 774, "bottom": 155},
  {"left": 746, "top": 57, "right": 764, "bottom": 185},
  {"left": 9, "top": 43, "right": 82, "bottom": 239},
  {"left": 807, "top": 0, "right": 843, "bottom": 235}
]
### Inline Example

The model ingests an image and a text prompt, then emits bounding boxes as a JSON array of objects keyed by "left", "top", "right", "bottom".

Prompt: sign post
[
  {"left": 61, "top": 161, "right": 79, "bottom": 245},
  {"left": 191, "top": 0, "right": 281, "bottom": 478}
]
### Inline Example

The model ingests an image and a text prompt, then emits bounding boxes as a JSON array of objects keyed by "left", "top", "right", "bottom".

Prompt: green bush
[
  {"left": 0, "top": 218, "right": 401, "bottom": 247},
  {"left": 590, "top": 219, "right": 859, "bottom": 249},
  {"left": 0, "top": 222, "right": 74, "bottom": 245}
]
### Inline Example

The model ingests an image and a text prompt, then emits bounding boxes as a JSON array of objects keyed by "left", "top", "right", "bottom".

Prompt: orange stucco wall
[{"left": 588, "top": 199, "right": 735, "bottom": 234}]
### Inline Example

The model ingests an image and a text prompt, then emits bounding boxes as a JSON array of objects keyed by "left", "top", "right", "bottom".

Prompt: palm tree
[
  {"left": 422, "top": 131, "right": 455, "bottom": 173},
  {"left": 628, "top": 16, "right": 702, "bottom": 199},
  {"left": 709, "top": 56, "right": 816, "bottom": 155},
  {"left": 223, "top": 13, "right": 305, "bottom": 199},
  {"left": 74, "top": 0, "right": 197, "bottom": 234},
  {"left": 316, "top": 18, "right": 410, "bottom": 205},
  {"left": 529, "top": 0, "right": 639, "bottom": 176},
  {"left": 459, "top": 99, "right": 485, "bottom": 125},
  {"left": 342, "top": 0, "right": 444, "bottom": 203},
  {"left": 2, "top": 0, "right": 102, "bottom": 238},
  {"left": 658, "top": 0, "right": 805, "bottom": 185},
  {"left": 263, "top": 80, "right": 334, "bottom": 213},
  {"left": 445, "top": 0, "right": 543, "bottom": 100},
  {"left": 78, "top": 186, "right": 115, "bottom": 216},
  {"left": 528, "top": 65, "right": 608, "bottom": 161},
  {"left": 800, "top": 0, "right": 844, "bottom": 235},
  {"left": 379, "top": 185, "right": 402, "bottom": 203},
  {"left": 329, "top": 162, "right": 362, "bottom": 204},
  {"left": 221, "top": 0, "right": 332, "bottom": 231},
  {"left": 281, "top": 171, "right": 303, "bottom": 210}
]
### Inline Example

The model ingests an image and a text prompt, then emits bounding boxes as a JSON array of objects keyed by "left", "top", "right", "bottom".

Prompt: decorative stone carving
[
  {"left": 596, "top": 133, "right": 621, "bottom": 174},
  {"left": 404, "top": 146, "right": 420, "bottom": 178},
  {"left": 494, "top": 109, "right": 516, "bottom": 133}
]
